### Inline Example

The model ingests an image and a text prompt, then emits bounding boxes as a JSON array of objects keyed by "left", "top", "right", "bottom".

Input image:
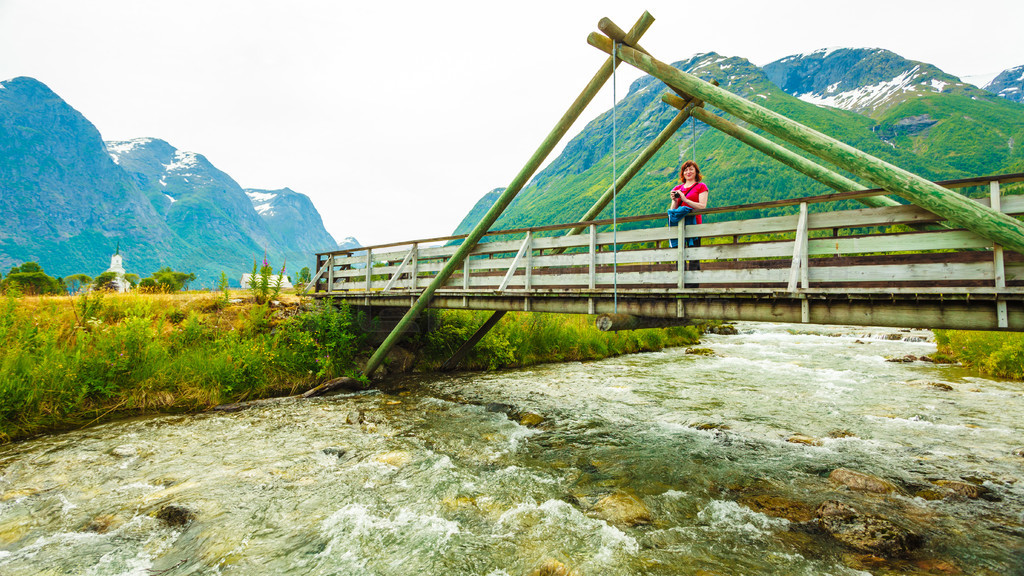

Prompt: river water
[{"left": 1, "top": 323, "right": 1022, "bottom": 576}]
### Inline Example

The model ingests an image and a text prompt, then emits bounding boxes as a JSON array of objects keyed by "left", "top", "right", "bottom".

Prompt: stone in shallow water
[
  {"left": 829, "top": 468, "right": 899, "bottom": 494},
  {"left": 519, "top": 412, "right": 545, "bottom": 427},
  {"left": 816, "top": 500, "right": 921, "bottom": 558},
  {"left": 737, "top": 494, "right": 816, "bottom": 522},
  {"left": 787, "top": 434, "right": 822, "bottom": 446},
  {"left": 932, "top": 480, "right": 990, "bottom": 500},
  {"left": 591, "top": 492, "right": 652, "bottom": 526},
  {"left": 155, "top": 504, "right": 196, "bottom": 527},
  {"left": 527, "top": 559, "right": 577, "bottom": 576}
]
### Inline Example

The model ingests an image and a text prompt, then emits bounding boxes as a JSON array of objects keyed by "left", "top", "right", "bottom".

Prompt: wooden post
[
  {"left": 409, "top": 243, "right": 419, "bottom": 291},
  {"left": 788, "top": 203, "right": 809, "bottom": 292},
  {"left": 677, "top": 221, "right": 686, "bottom": 289},
  {"left": 588, "top": 31, "right": 1024, "bottom": 255},
  {"left": 992, "top": 180, "right": 1008, "bottom": 328},
  {"left": 589, "top": 224, "right": 597, "bottom": 289},
  {"left": 363, "top": 13, "right": 657, "bottom": 377}
]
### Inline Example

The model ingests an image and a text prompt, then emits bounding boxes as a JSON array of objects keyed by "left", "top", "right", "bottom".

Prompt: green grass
[
  {"left": 412, "top": 309, "right": 701, "bottom": 371},
  {"left": 0, "top": 291, "right": 363, "bottom": 442},
  {"left": 934, "top": 329, "right": 1024, "bottom": 379},
  {"left": 0, "top": 291, "right": 704, "bottom": 442}
]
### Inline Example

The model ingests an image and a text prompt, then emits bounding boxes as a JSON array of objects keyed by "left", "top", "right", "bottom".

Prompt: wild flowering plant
[{"left": 250, "top": 253, "right": 285, "bottom": 305}]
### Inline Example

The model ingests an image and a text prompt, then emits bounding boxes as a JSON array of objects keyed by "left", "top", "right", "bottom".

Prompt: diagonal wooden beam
[
  {"left": 588, "top": 30, "right": 1024, "bottom": 255},
  {"left": 362, "top": 13, "right": 657, "bottom": 377}
]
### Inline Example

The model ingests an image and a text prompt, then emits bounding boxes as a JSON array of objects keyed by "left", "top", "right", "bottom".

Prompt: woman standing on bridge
[{"left": 667, "top": 161, "right": 709, "bottom": 265}]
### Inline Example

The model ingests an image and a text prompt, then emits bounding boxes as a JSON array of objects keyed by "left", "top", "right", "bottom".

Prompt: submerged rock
[
  {"left": 527, "top": 559, "right": 577, "bottom": 576},
  {"left": 816, "top": 500, "right": 921, "bottom": 557},
  {"left": 591, "top": 492, "right": 652, "bottom": 526},
  {"left": 155, "top": 504, "right": 196, "bottom": 527},
  {"left": 829, "top": 468, "right": 899, "bottom": 494},
  {"left": 885, "top": 354, "right": 920, "bottom": 363},
  {"left": 85, "top": 514, "right": 123, "bottom": 533},
  {"left": 738, "top": 494, "right": 816, "bottom": 522},
  {"left": 685, "top": 347, "right": 715, "bottom": 356},
  {"left": 787, "top": 434, "right": 822, "bottom": 446},
  {"left": 932, "top": 480, "right": 991, "bottom": 500},
  {"left": 519, "top": 412, "right": 545, "bottom": 427}
]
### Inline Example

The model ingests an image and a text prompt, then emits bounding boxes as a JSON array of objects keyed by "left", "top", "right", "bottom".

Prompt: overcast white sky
[{"left": 2, "top": 0, "right": 1023, "bottom": 247}]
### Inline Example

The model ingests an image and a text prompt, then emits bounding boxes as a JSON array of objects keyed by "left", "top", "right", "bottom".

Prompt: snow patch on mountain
[
  {"left": 163, "top": 151, "right": 199, "bottom": 174},
  {"left": 245, "top": 190, "right": 278, "bottom": 216},
  {"left": 797, "top": 66, "right": 921, "bottom": 111},
  {"left": 106, "top": 138, "right": 153, "bottom": 164}
]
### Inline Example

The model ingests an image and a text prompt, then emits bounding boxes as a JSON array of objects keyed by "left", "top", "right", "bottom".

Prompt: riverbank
[{"left": 0, "top": 291, "right": 701, "bottom": 442}]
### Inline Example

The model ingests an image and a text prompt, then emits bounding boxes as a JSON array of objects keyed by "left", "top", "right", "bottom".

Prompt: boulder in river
[
  {"left": 932, "top": 480, "right": 992, "bottom": 500},
  {"left": 816, "top": 500, "right": 922, "bottom": 558},
  {"left": 155, "top": 504, "right": 196, "bottom": 527},
  {"left": 519, "top": 412, "right": 545, "bottom": 427},
  {"left": 829, "top": 468, "right": 900, "bottom": 494},
  {"left": 590, "top": 492, "right": 653, "bottom": 526},
  {"left": 685, "top": 347, "right": 715, "bottom": 356}
]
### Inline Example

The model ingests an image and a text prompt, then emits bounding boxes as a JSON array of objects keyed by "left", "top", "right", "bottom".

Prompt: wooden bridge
[
  {"left": 314, "top": 173, "right": 1024, "bottom": 332},
  {"left": 314, "top": 11, "right": 1024, "bottom": 376}
]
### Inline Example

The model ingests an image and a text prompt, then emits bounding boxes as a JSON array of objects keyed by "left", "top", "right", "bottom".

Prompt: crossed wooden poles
[{"left": 362, "top": 11, "right": 1024, "bottom": 377}]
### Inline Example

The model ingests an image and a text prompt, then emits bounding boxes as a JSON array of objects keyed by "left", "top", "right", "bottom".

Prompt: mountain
[
  {"left": 336, "top": 236, "right": 360, "bottom": 251},
  {"left": 0, "top": 76, "right": 344, "bottom": 286},
  {"left": 985, "top": 65, "right": 1024, "bottom": 103},
  {"left": 451, "top": 188, "right": 503, "bottom": 236},
  {"left": 243, "top": 187, "right": 340, "bottom": 258},
  {"left": 762, "top": 48, "right": 988, "bottom": 117},
  {"left": 0, "top": 77, "right": 178, "bottom": 276},
  {"left": 454, "top": 50, "right": 1024, "bottom": 235}
]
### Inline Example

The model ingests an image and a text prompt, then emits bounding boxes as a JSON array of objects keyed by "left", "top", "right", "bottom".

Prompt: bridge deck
[{"left": 314, "top": 178, "right": 1024, "bottom": 331}]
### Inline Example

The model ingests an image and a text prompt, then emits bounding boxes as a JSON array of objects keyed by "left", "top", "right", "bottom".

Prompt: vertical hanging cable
[
  {"left": 612, "top": 41, "right": 618, "bottom": 314},
  {"left": 691, "top": 117, "right": 697, "bottom": 160}
]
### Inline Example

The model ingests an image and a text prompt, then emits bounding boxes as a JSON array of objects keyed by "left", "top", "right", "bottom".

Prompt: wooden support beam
[
  {"left": 363, "top": 13, "right": 657, "bottom": 377},
  {"left": 589, "top": 30, "right": 1024, "bottom": 255},
  {"left": 382, "top": 247, "right": 415, "bottom": 292},
  {"left": 439, "top": 310, "right": 508, "bottom": 371},
  {"left": 498, "top": 231, "right": 532, "bottom": 292},
  {"left": 596, "top": 313, "right": 693, "bottom": 331}
]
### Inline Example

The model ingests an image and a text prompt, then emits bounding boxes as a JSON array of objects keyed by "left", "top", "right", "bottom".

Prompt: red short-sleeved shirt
[{"left": 671, "top": 182, "right": 708, "bottom": 224}]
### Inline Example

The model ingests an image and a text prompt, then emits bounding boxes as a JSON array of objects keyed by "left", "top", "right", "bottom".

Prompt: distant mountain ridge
[
  {"left": 985, "top": 65, "right": 1024, "bottom": 103},
  {"left": 0, "top": 77, "right": 357, "bottom": 285}
]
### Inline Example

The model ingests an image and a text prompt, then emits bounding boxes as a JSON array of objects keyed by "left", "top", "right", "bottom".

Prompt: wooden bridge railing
[{"left": 314, "top": 174, "right": 1024, "bottom": 306}]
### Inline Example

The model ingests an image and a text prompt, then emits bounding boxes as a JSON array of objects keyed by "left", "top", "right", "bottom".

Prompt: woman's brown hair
[{"left": 679, "top": 160, "right": 702, "bottom": 183}]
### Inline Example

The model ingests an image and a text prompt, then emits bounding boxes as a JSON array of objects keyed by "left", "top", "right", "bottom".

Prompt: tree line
[{"left": 1, "top": 262, "right": 196, "bottom": 295}]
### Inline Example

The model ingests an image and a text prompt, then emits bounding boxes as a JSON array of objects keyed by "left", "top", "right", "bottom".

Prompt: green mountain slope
[{"left": 454, "top": 51, "right": 1024, "bottom": 236}]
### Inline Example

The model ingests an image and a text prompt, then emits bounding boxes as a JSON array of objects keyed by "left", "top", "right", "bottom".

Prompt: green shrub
[{"left": 935, "top": 330, "right": 1024, "bottom": 379}]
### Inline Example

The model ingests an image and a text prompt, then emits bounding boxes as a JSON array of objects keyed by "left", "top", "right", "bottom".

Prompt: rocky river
[{"left": 1, "top": 322, "right": 1022, "bottom": 575}]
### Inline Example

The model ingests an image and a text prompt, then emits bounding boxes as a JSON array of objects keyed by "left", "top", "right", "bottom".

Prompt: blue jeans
[{"left": 667, "top": 207, "right": 698, "bottom": 249}]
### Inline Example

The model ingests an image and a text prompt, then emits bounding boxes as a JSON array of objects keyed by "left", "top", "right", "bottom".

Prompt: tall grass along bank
[{"left": 0, "top": 293, "right": 701, "bottom": 442}]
